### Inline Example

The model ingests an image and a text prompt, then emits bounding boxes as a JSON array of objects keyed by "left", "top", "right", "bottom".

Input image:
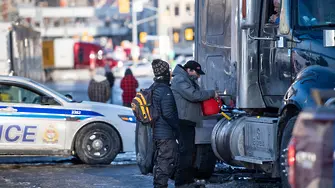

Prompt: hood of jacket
[
  {"left": 172, "top": 64, "right": 189, "bottom": 79},
  {"left": 92, "top": 75, "right": 107, "bottom": 82}
]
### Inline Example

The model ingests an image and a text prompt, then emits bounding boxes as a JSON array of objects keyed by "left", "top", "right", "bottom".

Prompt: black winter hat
[{"left": 151, "top": 59, "right": 170, "bottom": 77}]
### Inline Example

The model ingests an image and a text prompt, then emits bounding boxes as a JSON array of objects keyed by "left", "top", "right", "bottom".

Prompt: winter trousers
[
  {"left": 174, "top": 120, "right": 196, "bottom": 186},
  {"left": 153, "top": 139, "right": 178, "bottom": 188}
]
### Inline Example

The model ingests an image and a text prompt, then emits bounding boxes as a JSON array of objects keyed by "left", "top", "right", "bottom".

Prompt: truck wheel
[
  {"left": 135, "top": 122, "right": 154, "bottom": 175},
  {"left": 193, "top": 144, "right": 217, "bottom": 179},
  {"left": 280, "top": 116, "right": 297, "bottom": 188},
  {"left": 75, "top": 122, "right": 121, "bottom": 164}
]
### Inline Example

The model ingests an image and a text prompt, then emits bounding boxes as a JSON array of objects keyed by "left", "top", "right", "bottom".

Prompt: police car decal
[
  {"left": 0, "top": 106, "right": 103, "bottom": 121},
  {"left": 0, "top": 125, "right": 37, "bottom": 143}
]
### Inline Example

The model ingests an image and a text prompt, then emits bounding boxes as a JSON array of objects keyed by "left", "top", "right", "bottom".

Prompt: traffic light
[
  {"left": 173, "top": 32, "right": 180, "bottom": 43},
  {"left": 118, "top": 0, "right": 130, "bottom": 14},
  {"left": 184, "top": 27, "right": 194, "bottom": 41},
  {"left": 139, "top": 32, "right": 147, "bottom": 43}
]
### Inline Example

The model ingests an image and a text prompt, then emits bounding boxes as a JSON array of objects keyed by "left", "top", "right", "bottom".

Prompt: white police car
[{"left": 0, "top": 76, "right": 136, "bottom": 164}]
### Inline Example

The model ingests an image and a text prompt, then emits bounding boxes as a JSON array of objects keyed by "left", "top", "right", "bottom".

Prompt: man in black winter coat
[{"left": 151, "top": 59, "right": 180, "bottom": 188}]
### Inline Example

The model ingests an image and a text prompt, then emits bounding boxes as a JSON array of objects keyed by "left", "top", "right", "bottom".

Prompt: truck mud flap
[{"left": 135, "top": 122, "right": 154, "bottom": 175}]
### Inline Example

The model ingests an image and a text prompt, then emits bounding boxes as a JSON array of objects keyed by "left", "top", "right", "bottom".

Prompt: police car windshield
[{"left": 28, "top": 80, "right": 76, "bottom": 103}]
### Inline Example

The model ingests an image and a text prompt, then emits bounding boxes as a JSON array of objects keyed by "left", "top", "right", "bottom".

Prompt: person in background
[
  {"left": 171, "top": 60, "right": 218, "bottom": 188},
  {"left": 120, "top": 68, "right": 138, "bottom": 107},
  {"left": 87, "top": 67, "right": 110, "bottom": 103},
  {"left": 105, "top": 61, "right": 115, "bottom": 104},
  {"left": 269, "top": 0, "right": 281, "bottom": 24},
  {"left": 150, "top": 59, "right": 180, "bottom": 188}
]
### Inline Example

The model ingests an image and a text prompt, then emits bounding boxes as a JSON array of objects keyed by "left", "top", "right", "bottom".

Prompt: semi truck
[
  {"left": 0, "top": 22, "right": 45, "bottom": 82},
  {"left": 195, "top": 0, "right": 335, "bottom": 187},
  {"left": 135, "top": 0, "right": 335, "bottom": 186},
  {"left": 43, "top": 40, "right": 118, "bottom": 70}
]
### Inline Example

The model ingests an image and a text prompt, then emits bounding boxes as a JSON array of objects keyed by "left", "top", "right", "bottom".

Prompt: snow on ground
[{"left": 112, "top": 152, "right": 137, "bottom": 165}]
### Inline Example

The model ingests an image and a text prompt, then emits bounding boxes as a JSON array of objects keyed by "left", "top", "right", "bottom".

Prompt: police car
[{"left": 0, "top": 76, "right": 136, "bottom": 164}]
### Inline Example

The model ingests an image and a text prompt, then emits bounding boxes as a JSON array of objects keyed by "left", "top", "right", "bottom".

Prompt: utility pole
[{"left": 132, "top": 4, "right": 138, "bottom": 47}]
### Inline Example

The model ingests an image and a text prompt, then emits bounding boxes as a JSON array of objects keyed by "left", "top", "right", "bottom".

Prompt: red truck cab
[{"left": 73, "top": 42, "right": 104, "bottom": 69}]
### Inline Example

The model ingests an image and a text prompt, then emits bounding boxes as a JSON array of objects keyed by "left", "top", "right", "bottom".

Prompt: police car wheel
[
  {"left": 75, "top": 122, "right": 121, "bottom": 165},
  {"left": 279, "top": 116, "right": 296, "bottom": 188}
]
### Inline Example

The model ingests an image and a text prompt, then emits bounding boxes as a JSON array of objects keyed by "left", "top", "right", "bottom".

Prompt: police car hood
[{"left": 66, "top": 101, "right": 134, "bottom": 117}]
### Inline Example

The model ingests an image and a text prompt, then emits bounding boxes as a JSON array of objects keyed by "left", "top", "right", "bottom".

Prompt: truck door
[
  {"left": 258, "top": 0, "right": 292, "bottom": 108},
  {"left": 195, "top": 0, "right": 236, "bottom": 97}
]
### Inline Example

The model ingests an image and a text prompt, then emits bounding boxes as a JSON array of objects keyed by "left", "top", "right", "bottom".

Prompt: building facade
[
  {"left": 157, "top": 0, "right": 194, "bottom": 36},
  {"left": 157, "top": 0, "right": 194, "bottom": 56}
]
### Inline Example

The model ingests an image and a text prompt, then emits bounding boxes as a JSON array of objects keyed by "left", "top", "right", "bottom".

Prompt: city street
[
  {"left": 44, "top": 76, "right": 154, "bottom": 105},
  {"left": 0, "top": 0, "right": 333, "bottom": 187},
  {"left": 0, "top": 76, "right": 280, "bottom": 188}
]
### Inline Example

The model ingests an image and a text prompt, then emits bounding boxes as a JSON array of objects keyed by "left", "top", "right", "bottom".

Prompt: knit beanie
[{"left": 151, "top": 59, "right": 170, "bottom": 77}]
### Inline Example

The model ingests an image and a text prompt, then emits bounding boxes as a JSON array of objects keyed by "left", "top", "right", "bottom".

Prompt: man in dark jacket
[
  {"left": 171, "top": 60, "right": 218, "bottom": 188},
  {"left": 151, "top": 59, "right": 180, "bottom": 188}
]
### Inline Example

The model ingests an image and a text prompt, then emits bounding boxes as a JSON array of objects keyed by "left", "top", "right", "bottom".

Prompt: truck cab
[{"left": 195, "top": 0, "right": 335, "bottom": 186}]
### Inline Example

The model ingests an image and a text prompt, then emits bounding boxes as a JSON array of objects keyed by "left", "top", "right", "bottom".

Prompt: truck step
[{"left": 234, "top": 156, "right": 274, "bottom": 164}]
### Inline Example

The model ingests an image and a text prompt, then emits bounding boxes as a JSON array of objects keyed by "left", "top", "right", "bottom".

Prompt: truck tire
[
  {"left": 280, "top": 116, "right": 297, "bottom": 188},
  {"left": 135, "top": 122, "right": 154, "bottom": 175},
  {"left": 193, "top": 144, "right": 217, "bottom": 179},
  {"left": 75, "top": 122, "right": 121, "bottom": 164}
]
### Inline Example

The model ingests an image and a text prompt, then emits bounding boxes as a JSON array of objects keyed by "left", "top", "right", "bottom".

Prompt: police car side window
[{"left": 0, "top": 84, "right": 42, "bottom": 104}]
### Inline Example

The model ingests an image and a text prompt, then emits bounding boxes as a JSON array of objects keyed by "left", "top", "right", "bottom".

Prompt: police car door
[{"left": 0, "top": 81, "right": 66, "bottom": 154}]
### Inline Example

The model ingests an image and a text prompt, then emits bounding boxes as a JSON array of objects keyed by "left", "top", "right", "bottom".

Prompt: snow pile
[{"left": 111, "top": 152, "right": 137, "bottom": 165}]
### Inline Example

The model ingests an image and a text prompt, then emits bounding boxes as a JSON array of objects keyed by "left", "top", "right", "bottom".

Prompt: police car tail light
[
  {"left": 118, "top": 115, "right": 136, "bottom": 123},
  {"left": 288, "top": 137, "right": 297, "bottom": 188}
]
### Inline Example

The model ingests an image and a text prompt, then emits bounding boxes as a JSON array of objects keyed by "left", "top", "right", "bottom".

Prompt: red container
[{"left": 201, "top": 98, "right": 222, "bottom": 116}]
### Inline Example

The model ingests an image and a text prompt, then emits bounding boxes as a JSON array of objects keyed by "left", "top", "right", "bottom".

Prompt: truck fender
[
  {"left": 279, "top": 65, "right": 335, "bottom": 117},
  {"left": 277, "top": 65, "right": 335, "bottom": 157}
]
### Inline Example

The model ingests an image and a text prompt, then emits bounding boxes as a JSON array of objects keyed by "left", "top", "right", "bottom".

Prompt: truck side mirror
[
  {"left": 279, "top": 0, "right": 291, "bottom": 35},
  {"left": 240, "top": 0, "right": 257, "bottom": 28}
]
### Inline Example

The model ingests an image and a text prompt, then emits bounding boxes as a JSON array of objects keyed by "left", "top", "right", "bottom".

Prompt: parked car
[{"left": 0, "top": 76, "right": 136, "bottom": 164}]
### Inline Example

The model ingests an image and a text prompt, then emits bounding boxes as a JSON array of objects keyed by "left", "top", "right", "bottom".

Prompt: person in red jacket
[{"left": 120, "top": 68, "right": 139, "bottom": 107}]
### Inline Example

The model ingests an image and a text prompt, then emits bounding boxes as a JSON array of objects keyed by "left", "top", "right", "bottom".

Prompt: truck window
[
  {"left": 207, "top": 0, "right": 226, "bottom": 36},
  {"left": 268, "top": 0, "right": 281, "bottom": 24},
  {"left": 298, "top": 0, "right": 335, "bottom": 27}
]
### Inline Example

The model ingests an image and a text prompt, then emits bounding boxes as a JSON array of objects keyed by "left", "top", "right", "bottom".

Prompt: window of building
[
  {"left": 166, "top": 5, "right": 170, "bottom": 15},
  {"left": 174, "top": 4, "right": 179, "bottom": 16},
  {"left": 186, "top": 3, "right": 192, "bottom": 15},
  {"left": 186, "top": 3, "right": 191, "bottom": 12}
]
